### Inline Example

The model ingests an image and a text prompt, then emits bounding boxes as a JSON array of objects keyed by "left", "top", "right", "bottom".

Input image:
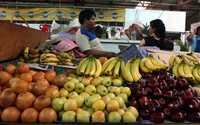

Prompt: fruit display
[
  {"left": 21, "top": 47, "right": 75, "bottom": 66},
  {"left": 128, "top": 71, "right": 200, "bottom": 123},
  {"left": 0, "top": 62, "right": 139, "bottom": 123}
]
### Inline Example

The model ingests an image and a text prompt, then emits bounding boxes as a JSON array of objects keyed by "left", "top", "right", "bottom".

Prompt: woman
[
  {"left": 191, "top": 26, "right": 200, "bottom": 52},
  {"left": 140, "top": 19, "right": 173, "bottom": 50}
]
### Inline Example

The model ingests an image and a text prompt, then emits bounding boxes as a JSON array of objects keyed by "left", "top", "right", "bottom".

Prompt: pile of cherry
[{"left": 128, "top": 71, "right": 200, "bottom": 123}]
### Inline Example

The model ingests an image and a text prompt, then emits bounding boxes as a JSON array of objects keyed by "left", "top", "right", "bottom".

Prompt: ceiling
[{"left": 0, "top": 0, "right": 199, "bottom": 11}]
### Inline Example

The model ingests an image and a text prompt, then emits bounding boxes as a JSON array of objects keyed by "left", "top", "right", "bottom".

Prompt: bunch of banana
[
  {"left": 172, "top": 63, "right": 194, "bottom": 79},
  {"left": 76, "top": 57, "right": 102, "bottom": 77},
  {"left": 101, "top": 57, "right": 122, "bottom": 77},
  {"left": 140, "top": 56, "right": 168, "bottom": 73},
  {"left": 40, "top": 53, "right": 59, "bottom": 65},
  {"left": 57, "top": 52, "right": 75, "bottom": 65},
  {"left": 169, "top": 53, "right": 200, "bottom": 67},
  {"left": 23, "top": 47, "right": 40, "bottom": 63},
  {"left": 121, "top": 58, "right": 142, "bottom": 83},
  {"left": 192, "top": 66, "right": 200, "bottom": 83}
]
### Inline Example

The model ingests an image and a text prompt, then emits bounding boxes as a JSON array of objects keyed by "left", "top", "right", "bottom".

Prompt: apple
[
  {"left": 123, "top": 111, "right": 137, "bottom": 123},
  {"left": 119, "top": 93, "right": 128, "bottom": 103},
  {"left": 113, "top": 96, "right": 125, "bottom": 108},
  {"left": 75, "top": 82, "right": 85, "bottom": 93},
  {"left": 108, "top": 111, "right": 121, "bottom": 123},
  {"left": 74, "top": 95, "right": 84, "bottom": 107},
  {"left": 107, "top": 100, "right": 120, "bottom": 112},
  {"left": 68, "top": 92, "right": 78, "bottom": 98},
  {"left": 107, "top": 93, "right": 115, "bottom": 99},
  {"left": 59, "top": 88, "right": 68, "bottom": 98},
  {"left": 81, "top": 77, "right": 93, "bottom": 86},
  {"left": 85, "top": 95, "right": 101, "bottom": 107},
  {"left": 92, "top": 99, "right": 105, "bottom": 111},
  {"left": 127, "top": 106, "right": 139, "bottom": 118},
  {"left": 64, "top": 81, "right": 75, "bottom": 92},
  {"left": 110, "top": 87, "right": 121, "bottom": 95},
  {"left": 52, "top": 98, "right": 65, "bottom": 111},
  {"left": 120, "top": 87, "right": 131, "bottom": 96},
  {"left": 80, "top": 92, "right": 90, "bottom": 99},
  {"left": 83, "top": 107, "right": 94, "bottom": 115},
  {"left": 85, "top": 85, "right": 96, "bottom": 95},
  {"left": 60, "top": 97, "right": 67, "bottom": 103},
  {"left": 96, "top": 85, "right": 108, "bottom": 96},
  {"left": 77, "top": 110, "right": 90, "bottom": 123},
  {"left": 112, "top": 78, "right": 123, "bottom": 86},
  {"left": 118, "top": 109, "right": 125, "bottom": 116},
  {"left": 70, "top": 78, "right": 79, "bottom": 84},
  {"left": 62, "top": 111, "right": 76, "bottom": 122},
  {"left": 64, "top": 99, "right": 78, "bottom": 111},
  {"left": 102, "top": 76, "right": 112, "bottom": 87},
  {"left": 92, "top": 111, "right": 105, "bottom": 123},
  {"left": 91, "top": 77, "right": 102, "bottom": 86},
  {"left": 102, "top": 95, "right": 111, "bottom": 104}
]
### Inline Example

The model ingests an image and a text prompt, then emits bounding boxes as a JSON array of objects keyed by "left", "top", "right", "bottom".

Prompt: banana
[
  {"left": 79, "top": 58, "right": 90, "bottom": 75},
  {"left": 172, "top": 64, "right": 179, "bottom": 77},
  {"left": 103, "top": 58, "right": 118, "bottom": 75},
  {"left": 130, "top": 58, "right": 142, "bottom": 82},
  {"left": 24, "top": 47, "right": 29, "bottom": 59},
  {"left": 94, "top": 58, "right": 102, "bottom": 77},
  {"left": 43, "top": 62, "right": 57, "bottom": 65},
  {"left": 89, "top": 58, "right": 96, "bottom": 76},
  {"left": 182, "top": 55, "right": 194, "bottom": 65},
  {"left": 183, "top": 63, "right": 194, "bottom": 78},
  {"left": 41, "top": 57, "right": 59, "bottom": 63},
  {"left": 169, "top": 54, "right": 175, "bottom": 66},
  {"left": 102, "top": 57, "right": 117, "bottom": 74},
  {"left": 140, "top": 58, "right": 151, "bottom": 73},
  {"left": 149, "top": 57, "right": 167, "bottom": 70},
  {"left": 84, "top": 58, "right": 92, "bottom": 75},
  {"left": 76, "top": 58, "right": 88, "bottom": 75},
  {"left": 177, "top": 63, "right": 187, "bottom": 78},
  {"left": 113, "top": 60, "right": 121, "bottom": 78},
  {"left": 143, "top": 57, "right": 157, "bottom": 71},
  {"left": 121, "top": 60, "right": 133, "bottom": 82},
  {"left": 192, "top": 66, "right": 200, "bottom": 82},
  {"left": 173, "top": 56, "right": 183, "bottom": 65}
]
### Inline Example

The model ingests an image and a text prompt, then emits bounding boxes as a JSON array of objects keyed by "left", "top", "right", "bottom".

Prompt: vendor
[
  {"left": 191, "top": 26, "right": 200, "bottom": 52},
  {"left": 76, "top": 9, "right": 117, "bottom": 57},
  {"left": 140, "top": 19, "right": 173, "bottom": 50}
]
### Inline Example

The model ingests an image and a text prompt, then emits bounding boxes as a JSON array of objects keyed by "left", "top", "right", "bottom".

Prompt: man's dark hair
[
  {"left": 150, "top": 19, "right": 166, "bottom": 39},
  {"left": 196, "top": 26, "right": 200, "bottom": 35},
  {"left": 79, "top": 9, "right": 96, "bottom": 25}
]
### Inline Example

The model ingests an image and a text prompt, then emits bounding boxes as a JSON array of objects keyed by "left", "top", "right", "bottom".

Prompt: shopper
[
  {"left": 76, "top": 9, "right": 117, "bottom": 57},
  {"left": 140, "top": 19, "right": 173, "bottom": 50},
  {"left": 191, "top": 26, "right": 200, "bottom": 52}
]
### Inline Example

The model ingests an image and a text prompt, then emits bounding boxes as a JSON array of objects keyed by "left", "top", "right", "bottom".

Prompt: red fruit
[
  {"left": 150, "top": 112, "right": 165, "bottom": 123},
  {"left": 17, "top": 63, "right": 30, "bottom": 74},
  {"left": 0, "top": 71, "right": 12, "bottom": 85},
  {"left": 170, "top": 112, "right": 184, "bottom": 122},
  {"left": 5, "top": 64, "right": 16, "bottom": 74},
  {"left": 139, "top": 96, "right": 149, "bottom": 108}
]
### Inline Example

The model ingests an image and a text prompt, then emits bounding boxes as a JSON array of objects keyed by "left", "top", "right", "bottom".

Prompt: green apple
[
  {"left": 123, "top": 111, "right": 136, "bottom": 123},
  {"left": 108, "top": 111, "right": 121, "bottom": 123},
  {"left": 70, "top": 78, "right": 79, "bottom": 84},
  {"left": 59, "top": 88, "right": 69, "bottom": 97},
  {"left": 102, "top": 76, "right": 112, "bottom": 87},
  {"left": 127, "top": 106, "right": 139, "bottom": 118},
  {"left": 106, "top": 100, "right": 120, "bottom": 112},
  {"left": 110, "top": 87, "right": 121, "bottom": 95},
  {"left": 85, "top": 85, "right": 96, "bottom": 95},
  {"left": 60, "top": 97, "right": 67, "bottom": 103},
  {"left": 120, "top": 87, "right": 131, "bottom": 96},
  {"left": 83, "top": 107, "right": 94, "bottom": 115},
  {"left": 64, "top": 81, "right": 75, "bottom": 92},
  {"left": 64, "top": 99, "right": 78, "bottom": 111},
  {"left": 51, "top": 98, "right": 65, "bottom": 111},
  {"left": 112, "top": 78, "right": 123, "bottom": 86},
  {"left": 75, "top": 82, "right": 85, "bottom": 93},
  {"left": 118, "top": 109, "right": 125, "bottom": 116},
  {"left": 96, "top": 85, "right": 108, "bottom": 96},
  {"left": 107, "top": 93, "right": 115, "bottom": 99},
  {"left": 74, "top": 95, "right": 84, "bottom": 107},
  {"left": 92, "top": 111, "right": 105, "bottom": 123},
  {"left": 113, "top": 96, "right": 125, "bottom": 108},
  {"left": 91, "top": 77, "right": 102, "bottom": 86},
  {"left": 68, "top": 91, "right": 78, "bottom": 98},
  {"left": 77, "top": 110, "right": 90, "bottom": 123},
  {"left": 80, "top": 92, "right": 90, "bottom": 99},
  {"left": 92, "top": 99, "right": 105, "bottom": 111},
  {"left": 119, "top": 93, "right": 128, "bottom": 103},
  {"left": 102, "top": 95, "right": 111, "bottom": 104},
  {"left": 85, "top": 95, "right": 101, "bottom": 107},
  {"left": 62, "top": 111, "right": 76, "bottom": 122}
]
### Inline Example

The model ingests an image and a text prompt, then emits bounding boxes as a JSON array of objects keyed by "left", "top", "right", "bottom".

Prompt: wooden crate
[{"left": 0, "top": 21, "right": 49, "bottom": 62}]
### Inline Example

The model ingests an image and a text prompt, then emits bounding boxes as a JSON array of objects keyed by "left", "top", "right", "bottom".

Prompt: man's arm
[{"left": 84, "top": 49, "right": 117, "bottom": 58}]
